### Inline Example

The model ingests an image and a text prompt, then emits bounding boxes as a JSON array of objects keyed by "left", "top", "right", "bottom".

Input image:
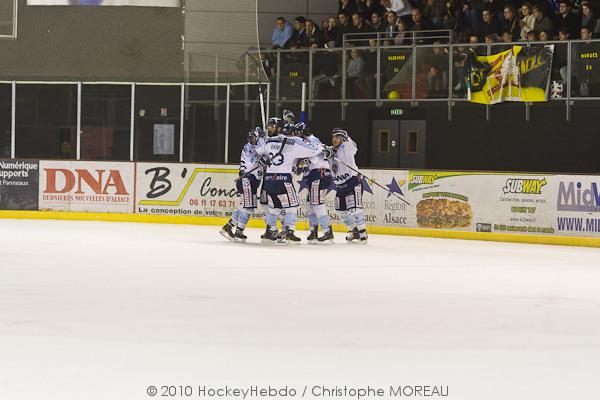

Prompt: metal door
[
  {"left": 399, "top": 120, "right": 426, "bottom": 169},
  {"left": 371, "top": 119, "right": 399, "bottom": 168}
]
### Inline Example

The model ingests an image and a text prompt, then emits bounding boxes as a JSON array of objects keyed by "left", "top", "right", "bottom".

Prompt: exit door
[
  {"left": 371, "top": 120, "right": 399, "bottom": 168},
  {"left": 399, "top": 120, "right": 426, "bottom": 169},
  {"left": 371, "top": 119, "right": 426, "bottom": 168}
]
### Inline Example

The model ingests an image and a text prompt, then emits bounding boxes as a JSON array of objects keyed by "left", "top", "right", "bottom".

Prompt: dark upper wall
[{"left": 0, "top": 0, "right": 183, "bottom": 81}]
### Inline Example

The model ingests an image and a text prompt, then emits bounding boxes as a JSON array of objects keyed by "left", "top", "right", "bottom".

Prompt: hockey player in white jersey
[
  {"left": 255, "top": 119, "right": 323, "bottom": 244},
  {"left": 282, "top": 109, "right": 295, "bottom": 126},
  {"left": 220, "top": 127, "right": 264, "bottom": 243},
  {"left": 296, "top": 122, "right": 335, "bottom": 244},
  {"left": 324, "top": 128, "right": 368, "bottom": 243}
]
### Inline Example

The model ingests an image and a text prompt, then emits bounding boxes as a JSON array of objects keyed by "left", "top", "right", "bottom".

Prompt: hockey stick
[
  {"left": 333, "top": 157, "right": 412, "bottom": 206},
  {"left": 244, "top": 50, "right": 267, "bottom": 130}
]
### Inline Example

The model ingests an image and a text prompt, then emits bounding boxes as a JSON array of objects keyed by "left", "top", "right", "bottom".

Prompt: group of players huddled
[{"left": 219, "top": 110, "right": 368, "bottom": 245}]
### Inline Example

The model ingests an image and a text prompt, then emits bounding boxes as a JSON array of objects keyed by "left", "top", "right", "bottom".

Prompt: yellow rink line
[{"left": 1, "top": 210, "right": 600, "bottom": 248}]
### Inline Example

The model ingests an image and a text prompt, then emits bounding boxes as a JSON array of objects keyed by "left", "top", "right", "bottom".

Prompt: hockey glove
[
  {"left": 321, "top": 146, "right": 334, "bottom": 160},
  {"left": 258, "top": 156, "right": 272, "bottom": 167}
]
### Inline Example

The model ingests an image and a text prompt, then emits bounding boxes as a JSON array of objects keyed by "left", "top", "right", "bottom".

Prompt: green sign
[{"left": 390, "top": 109, "right": 403, "bottom": 116}]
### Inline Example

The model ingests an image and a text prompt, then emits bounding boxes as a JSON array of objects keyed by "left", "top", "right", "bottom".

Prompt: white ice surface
[{"left": 1, "top": 219, "right": 600, "bottom": 400}]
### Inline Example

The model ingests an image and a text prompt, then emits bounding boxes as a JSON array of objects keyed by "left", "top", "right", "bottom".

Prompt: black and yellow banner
[{"left": 468, "top": 45, "right": 554, "bottom": 104}]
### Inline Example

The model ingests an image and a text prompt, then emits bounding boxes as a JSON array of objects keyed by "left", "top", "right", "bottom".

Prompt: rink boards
[{"left": 1, "top": 159, "right": 600, "bottom": 247}]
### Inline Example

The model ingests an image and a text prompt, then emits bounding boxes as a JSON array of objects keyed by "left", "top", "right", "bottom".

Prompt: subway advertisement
[{"left": 0, "top": 159, "right": 599, "bottom": 240}]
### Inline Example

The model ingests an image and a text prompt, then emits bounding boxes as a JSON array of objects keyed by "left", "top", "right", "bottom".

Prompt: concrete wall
[{"left": 0, "top": 0, "right": 183, "bottom": 81}]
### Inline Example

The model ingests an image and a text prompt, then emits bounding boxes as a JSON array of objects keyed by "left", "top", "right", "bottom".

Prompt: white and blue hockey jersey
[
  {"left": 239, "top": 143, "right": 262, "bottom": 180},
  {"left": 255, "top": 134, "right": 321, "bottom": 174},
  {"left": 331, "top": 138, "right": 359, "bottom": 185},
  {"left": 304, "top": 135, "right": 330, "bottom": 171}
]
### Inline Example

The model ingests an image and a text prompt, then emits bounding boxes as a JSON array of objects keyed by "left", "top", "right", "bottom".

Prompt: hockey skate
[
  {"left": 358, "top": 229, "right": 368, "bottom": 244},
  {"left": 276, "top": 229, "right": 288, "bottom": 244},
  {"left": 219, "top": 220, "right": 235, "bottom": 242},
  {"left": 285, "top": 228, "right": 302, "bottom": 245},
  {"left": 233, "top": 228, "right": 247, "bottom": 243},
  {"left": 346, "top": 227, "right": 360, "bottom": 242},
  {"left": 307, "top": 227, "right": 319, "bottom": 245},
  {"left": 318, "top": 228, "right": 334, "bottom": 244},
  {"left": 261, "top": 227, "right": 279, "bottom": 244}
]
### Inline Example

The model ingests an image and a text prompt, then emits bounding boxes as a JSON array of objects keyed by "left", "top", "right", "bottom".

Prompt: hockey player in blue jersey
[
  {"left": 324, "top": 128, "right": 368, "bottom": 243},
  {"left": 255, "top": 118, "right": 323, "bottom": 244},
  {"left": 296, "top": 122, "right": 335, "bottom": 244},
  {"left": 220, "top": 127, "right": 264, "bottom": 243}
]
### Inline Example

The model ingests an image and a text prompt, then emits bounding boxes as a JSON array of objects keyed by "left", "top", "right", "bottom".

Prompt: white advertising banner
[
  {"left": 27, "top": 0, "right": 179, "bottom": 6},
  {"left": 38, "top": 161, "right": 135, "bottom": 213},
  {"left": 131, "top": 162, "right": 600, "bottom": 240},
  {"left": 406, "top": 171, "right": 557, "bottom": 235},
  {"left": 135, "top": 163, "right": 240, "bottom": 218},
  {"left": 554, "top": 175, "right": 600, "bottom": 237}
]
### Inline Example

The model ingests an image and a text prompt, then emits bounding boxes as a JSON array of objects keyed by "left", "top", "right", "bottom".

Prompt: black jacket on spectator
[
  {"left": 557, "top": 11, "right": 580, "bottom": 38},
  {"left": 479, "top": 19, "right": 502, "bottom": 38},
  {"left": 292, "top": 28, "right": 306, "bottom": 47},
  {"left": 323, "top": 26, "right": 339, "bottom": 45},
  {"left": 372, "top": 21, "right": 387, "bottom": 34},
  {"left": 502, "top": 17, "right": 521, "bottom": 39},
  {"left": 303, "top": 27, "right": 324, "bottom": 48},
  {"left": 336, "top": 22, "right": 354, "bottom": 47},
  {"left": 533, "top": 16, "right": 553, "bottom": 34},
  {"left": 581, "top": 13, "right": 597, "bottom": 31}
]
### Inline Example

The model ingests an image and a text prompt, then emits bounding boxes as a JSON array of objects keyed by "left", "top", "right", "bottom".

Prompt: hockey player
[
  {"left": 255, "top": 119, "right": 323, "bottom": 244},
  {"left": 282, "top": 109, "right": 295, "bottom": 126},
  {"left": 324, "top": 128, "right": 368, "bottom": 243},
  {"left": 220, "top": 127, "right": 263, "bottom": 243},
  {"left": 296, "top": 122, "right": 335, "bottom": 244}
]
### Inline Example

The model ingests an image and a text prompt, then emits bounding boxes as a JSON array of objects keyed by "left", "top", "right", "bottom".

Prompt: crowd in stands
[
  {"left": 272, "top": 0, "right": 600, "bottom": 48},
  {"left": 267, "top": 0, "right": 600, "bottom": 99}
]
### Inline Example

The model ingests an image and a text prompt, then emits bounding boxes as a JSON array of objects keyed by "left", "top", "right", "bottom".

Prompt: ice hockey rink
[{"left": 1, "top": 218, "right": 599, "bottom": 400}]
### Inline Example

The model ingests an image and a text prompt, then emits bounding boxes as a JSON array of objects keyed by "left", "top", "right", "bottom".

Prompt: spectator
[
  {"left": 423, "top": 0, "right": 447, "bottom": 29},
  {"left": 381, "top": 0, "right": 413, "bottom": 18},
  {"left": 469, "top": 34, "right": 486, "bottom": 55},
  {"left": 484, "top": 33, "right": 498, "bottom": 43},
  {"left": 394, "top": 19, "right": 409, "bottom": 44},
  {"left": 501, "top": 31, "right": 513, "bottom": 43},
  {"left": 526, "top": 30, "right": 538, "bottom": 41},
  {"left": 346, "top": 47, "right": 368, "bottom": 96},
  {"left": 539, "top": 30, "right": 550, "bottom": 41},
  {"left": 303, "top": 19, "right": 324, "bottom": 48},
  {"left": 351, "top": 12, "right": 372, "bottom": 34},
  {"left": 350, "top": 12, "right": 372, "bottom": 46},
  {"left": 453, "top": 46, "right": 468, "bottom": 95},
  {"left": 383, "top": 11, "right": 398, "bottom": 38},
  {"left": 323, "top": 17, "right": 339, "bottom": 45},
  {"left": 410, "top": 7, "right": 435, "bottom": 44},
  {"left": 580, "top": 2, "right": 597, "bottom": 32},
  {"left": 556, "top": 0, "right": 580, "bottom": 39},
  {"left": 479, "top": 8, "right": 502, "bottom": 39},
  {"left": 371, "top": 12, "right": 387, "bottom": 34},
  {"left": 272, "top": 17, "right": 293, "bottom": 49},
  {"left": 427, "top": 44, "right": 449, "bottom": 98},
  {"left": 532, "top": 5, "right": 553, "bottom": 35},
  {"left": 336, "top": 12, "right": 353, "bottom": 47},
  {"left": 502, "top": 5, "right": 520, "bottom": 41},
  {"left": 339, "top": 0, "right": 358, "bottom": 16},
  {"left": 292, "top": 17, "right": 307, "bottom": 45},
  {"left": 520, "top": 2, "right": 535, "bottom": 41}
]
